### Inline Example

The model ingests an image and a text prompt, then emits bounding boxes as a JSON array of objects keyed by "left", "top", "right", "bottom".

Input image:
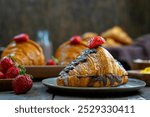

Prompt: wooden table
[{"left": 0, "top": 81, "right": 150, "bottom": 100}]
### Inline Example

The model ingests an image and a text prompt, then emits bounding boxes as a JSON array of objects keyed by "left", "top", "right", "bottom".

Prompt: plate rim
[{"left": 42, "top": 77, "right": 146, "bottom": 91}]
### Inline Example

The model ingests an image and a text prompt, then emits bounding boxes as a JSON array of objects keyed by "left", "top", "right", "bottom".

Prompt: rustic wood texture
[
  {"left": 0, "top": 81, "right": 149, "bottom": 100},
  {"left": 25, "top": 65, "right": 64, "bottom": 79},
  {"left": 0, "top": 0, "right": 150, "bottom": 52},
  {"left": 0, "top": 82, "right": 53, "bottom": 100}
]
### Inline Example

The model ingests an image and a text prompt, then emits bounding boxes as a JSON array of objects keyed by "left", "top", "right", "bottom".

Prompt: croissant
[
  {"left": 1, "top": 40, "right": 45, "bottom": 65},
  {"left": 55, "top": 40, "right": 87, "bottom": 65},
  {"left": 101, "top": 26, "right": 133, "bottom": 45},
  {"left": 57, "top": 46, "right": 128, "bottom": 87},
  {"left": 82, "top": 32, "right": 98, "bottom": 41},
  {"left": 103, "top": 38, "right": 122, "bottom": 47}
]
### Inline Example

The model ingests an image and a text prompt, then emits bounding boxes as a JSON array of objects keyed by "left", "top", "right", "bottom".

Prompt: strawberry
[
  {"left": 47, "top": 59, "right": 56, "bottom": 65},
  {"left": 13, "top": 33, "right": 29, "bottom": 43},
  {"left": 0, "top": 64, "right": 4, "bottom": 72},
  {"left": 5, "top": 66, "right": 20, "bottom": 78},
  {"left": 70, "top": 35, "right": 82, "bottom": 44},
  {"left": 88, "top": 36, "right": 105, "bottom": 49},
  {"left": 0, "top": 71, "right": 5, "bottom": 79},
  {"left": 0, "top": 57, "right": 14, "bottom": 72},
  {"left": 12, "top": 74, "right": 33, "bottom": 94}
]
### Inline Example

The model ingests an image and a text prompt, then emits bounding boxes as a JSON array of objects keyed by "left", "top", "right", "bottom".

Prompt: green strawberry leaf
[
  {"left": 52, "top": 56, "right": 59, "bottom": 64},
  {"left": 18, "top": 65, "right": 26, "bottom": 75},
  {"left": 29, "top": 74, "right": 33, "bottom": 80}
]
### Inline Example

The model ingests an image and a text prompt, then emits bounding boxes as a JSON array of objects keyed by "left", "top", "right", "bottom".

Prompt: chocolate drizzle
[
  {"left": 81, "top": 49, "right": 97, "bottom": 56},
  {"left": 64, "top": 65, "right": 75, "bottom": 73},
  {"left": 59, "top": 48, "right": 97, "bottom": 76},
  {"left": 87, "top": 74, "right": 123, "bottom": 87}
]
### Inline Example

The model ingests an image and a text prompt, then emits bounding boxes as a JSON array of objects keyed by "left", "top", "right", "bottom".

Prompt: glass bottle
[{"left": 36, "top": 30, "right": 53, "bottom": 63}]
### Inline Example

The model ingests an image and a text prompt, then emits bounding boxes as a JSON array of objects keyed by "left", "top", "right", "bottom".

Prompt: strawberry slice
[
  {"left": 88, "top": 36, "right": 105, "bottom": 49},
  {"left": 70, "top": 36, "right": 82, "bottom": 44},
  {"left": 13, "top": 33, "right": 29, "bottom": 43}
]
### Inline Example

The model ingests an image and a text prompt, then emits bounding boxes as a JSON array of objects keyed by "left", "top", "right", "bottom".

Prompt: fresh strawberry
[
  {"left": 0, "top": 64, "right": 4, "bottom": 72},
  {"left": 13, "top": 33, "right": 29, "bottom": 43},
  {"left": 47, "top": 59, "right": 56, "bottom": 65},
  {"left": 88, "top": 36, "right": 105, "bottom": 49},
  {"left": 0, "top": 71, "right": 5, "bottom": 79},
  {"left": 12, "top": 74, "right": 33, "bottom": 94},
  {"left": 70, "top": 35, "right": 82, "bottom": 44},
  {"left": 0, "top": 57, "right": 14, "bottom": 72},
  {"left": 5, "top": 66, "right": 20, "bottom": 78}
]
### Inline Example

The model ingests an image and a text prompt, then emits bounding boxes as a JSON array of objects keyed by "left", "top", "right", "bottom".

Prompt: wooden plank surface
[
  {"left": 0, "top": 82, "right": 53, "bottom": 100},
  {"left": 0, "top": 81, "right": 149, "bottom": 100},
  {"left": 53, "top": 90, "right": 146, "bottom": 100},
  {"left": 54, "top": 87, "right": 150, "bottom": 100},
  {"left": 139, "top": 87, "right": 150, "bottom": 100},
  {"left": 53, "top": 94, "right": 146, "bottom": 100}
]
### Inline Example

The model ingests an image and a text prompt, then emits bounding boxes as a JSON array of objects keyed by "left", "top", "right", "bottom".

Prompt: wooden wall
[{"left": 0, "top": 0, "right": 150, "bottom": 51}]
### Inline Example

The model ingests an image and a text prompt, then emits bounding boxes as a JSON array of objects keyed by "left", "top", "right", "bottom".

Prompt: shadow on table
[{"left": 46, "top": 88, "right": 143, "bottom": 100}]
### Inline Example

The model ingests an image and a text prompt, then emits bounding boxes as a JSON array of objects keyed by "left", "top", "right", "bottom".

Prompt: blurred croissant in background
[
  {"left": 101, "top": 26, "right": 133, "bottom": 47},
  {"left": 2, "top": 37, "right": 45, "bottom": 66},
  {"left": 82, "top": 26, "right": 133, "bottom": 48},
  {"left": 55, "top": 36, "right": 87, "bottom": 65},
  {"left": 82, "top": 32, "right": 98, "bottom": 42}
]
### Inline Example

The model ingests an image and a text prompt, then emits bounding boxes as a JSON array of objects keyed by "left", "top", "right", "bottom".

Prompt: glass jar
[{"left": 36, "top": 30, "right": 53, "bottom": 62}]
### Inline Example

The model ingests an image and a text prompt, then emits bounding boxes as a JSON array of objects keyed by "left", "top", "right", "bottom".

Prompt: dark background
[{"left": 0, "top": 0, "right": 150, "bottom": 51}]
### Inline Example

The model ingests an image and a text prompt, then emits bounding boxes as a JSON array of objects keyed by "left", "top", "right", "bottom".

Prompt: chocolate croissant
[
  {"left": 57, "top": 46, "right": 128, "bottom": 87},
  {"left": 1, "top": 40, "right": 45, "bottom": 65},
  {"left": 55, "top": 40, "right": 87, "bottom": 65}
]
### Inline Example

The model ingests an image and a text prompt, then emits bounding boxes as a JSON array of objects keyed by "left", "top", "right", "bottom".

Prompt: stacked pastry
[
  {"left": 101, "top": 26, "right": 133, "bottom": 47},
  {"left": 57, "top": 36, "right": 128, "bottom": 87},
  {"left": 2, "top": 34, "right": 45, "bottom": 65}
]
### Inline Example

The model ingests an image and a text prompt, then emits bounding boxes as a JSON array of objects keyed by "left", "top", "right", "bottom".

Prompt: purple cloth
[
  {"left": 133, "top": 34, "right": 150, "bottom": 58},
  {"left": 106, "top": 34, "right": 150, "bottom": 69}
]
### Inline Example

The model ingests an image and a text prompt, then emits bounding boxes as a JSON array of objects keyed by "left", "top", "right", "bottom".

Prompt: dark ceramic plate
[{"left": 42, "top": 78, "right": 146, "bottom": 93}]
